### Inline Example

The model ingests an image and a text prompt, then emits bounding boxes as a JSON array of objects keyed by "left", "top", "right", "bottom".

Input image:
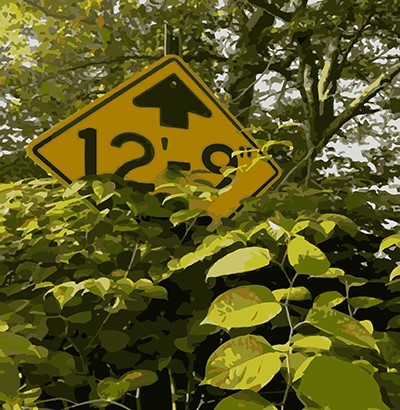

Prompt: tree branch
[
  {"left": 248, "top": 0, "right": 292, "bottom": 22},
  {"left": 23, "top": 0, "right": 75, "bottom": 20},
  {"left": 320, "top": 64, "right": 400, "bottom": 147}
]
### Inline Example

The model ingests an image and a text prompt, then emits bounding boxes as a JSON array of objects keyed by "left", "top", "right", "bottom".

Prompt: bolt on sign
[{"left": 27, "top": 55, "right": 281, "bottom": 218}]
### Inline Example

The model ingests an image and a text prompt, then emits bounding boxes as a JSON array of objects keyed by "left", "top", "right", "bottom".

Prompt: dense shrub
[{"left": 0, "top": 176, "right": 399, "bottom": 409}]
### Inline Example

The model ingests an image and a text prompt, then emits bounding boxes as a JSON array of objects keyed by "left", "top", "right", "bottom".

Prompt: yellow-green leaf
[
  {"left": 202, "top": 285, "right": 282, "bottom": 330},
  {"left": 291, "top": 335, "right": 332, "bottom": 351},
  {"left": 297, "top": 355, "right": 389, "bottom": 410},
  {"left": 206, "top": 247, "right": 271, "bottom": 279},
  {"left": 201, "top": 335, "right": 282, "bottom": 391},
  {"left": 215, "top": 391, "right": 278, "bottom": 410},
  {"left": 389, "top": 265, "right": 400, "bottom": 282},
  {"left": 287, "top": 236, "right": 330, "bottom": 276},
  {"left": 379, "top": 234, "right": 400, "bottom": 252},
  {"left": 272, "top": 287, "right": 311, "bottom": 302}
]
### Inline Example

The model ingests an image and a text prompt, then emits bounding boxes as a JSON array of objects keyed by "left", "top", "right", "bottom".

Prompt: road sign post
[
  {"left": 27, "top": 55, "right": 281, "bottom": 219},
  {"left": 164, "top": 22, "right": 180, "bottom": 56}
]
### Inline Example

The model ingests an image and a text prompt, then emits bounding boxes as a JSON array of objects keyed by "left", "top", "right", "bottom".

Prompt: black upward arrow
[{"left": 132, "top": 74, "right": 212, "bottom": 129}]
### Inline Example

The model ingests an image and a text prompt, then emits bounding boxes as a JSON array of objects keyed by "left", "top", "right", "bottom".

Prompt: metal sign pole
[{"left": 164, "top": 22, "right": 181, "bottom": 56}]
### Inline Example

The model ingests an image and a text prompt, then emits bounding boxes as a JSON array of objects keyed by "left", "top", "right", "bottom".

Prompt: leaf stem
[
  {"left": 280, "top": 352, "right": 292, "bottom": 410},
  {"left": 185, "top": 354, "right": 195, "bottom": 410},
  {"left": 169, "top": 368, "right": 177, "bottom": 410},
  {"left": 66, "top": 399, "right": 131, "bottom": 409},
  {"left": 135, "top": 388, "right": 142, "bottom": 410}
]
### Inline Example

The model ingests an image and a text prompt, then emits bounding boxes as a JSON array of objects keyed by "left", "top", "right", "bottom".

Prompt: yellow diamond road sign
[{"left": 27, "top": 55, "right": 281, "bottom": 218}]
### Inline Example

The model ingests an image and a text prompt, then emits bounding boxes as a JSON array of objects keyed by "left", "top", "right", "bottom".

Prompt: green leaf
[
  {"left": 99, "top": 330, "right": 130, "bottom": 353},
  {"left": 313, "top": 291, "right": 345, "bottom": 309},
  {"left": 293, "top": 356, "right": 316, "bottom": 383},
  {"left": 98, "top": 370, "right": 158, "bottom": 401},
  {"left": 287, "top": 236, "right": 330, "bottom": 276},
  {"left": 68, "top": 311, "right": 92, "bottom": 324},
  {"left": 338, "top": 274, "right": 367, "bottom": 288},
  {"left": 47, "top": 352, "right": 76, "bottom": 377},
  {"left": 170, "top": 208, "right": 205, "bottom": 226},
  {"left": 0, "top": 332, "right": 41, "bottom": 357},
  {"left": 297, "top": 355, "right": 389, "bottom": 410},
  {"left": 0, "top": 319, "right": 9, "bottom": 332},
  {"left": 290, "top": 220, "right": 311, "bottom": 235},
  {"left": 142, "top": 286, "right": 168, "bottom": 300},
  {"left": 0, "top": 360, "right": 20, "bottom": 402},
  {"left": 82, "top": 278, "right": 111, "bottom": 299},
  {"left": 272, "top": 286, "right": 311, "bottom": 302},
  {"left": 387, "top": 315, "right": 400, "bottom": 330},
  {"left": 291, "top": 335, "right": 332, "bottom": 351},
  {"left": 206, "top": 247, "right": 271, "bottom": 279},
  {"left": 202, "top": 285, "right": 282, "bottom": 330},
  {"left": 306, "top": 308, "right": 377, "bottom": 350},
  {"left": 389, "top": 265, "right": 400, "bottom": 282},
  {"left": 120, "top": 369, "right": 158, "bottom": 389},
  {"left": 215, "top": 391, "right": 278, "bottom": 410},
  {"left": 380, "top": 234, "right": 400, "bottom": 252},
  {"left": 201, "top": 335, "right": 282, "bottom": 391},
  {"left": 348, "top": 296, "right": 383, "bottom": 309},
  {"left": 97, "top": 378, "right": 130, "bottom": 401},
  {"left": 48, "top": 281, "right": 82, "bottom": 308},
  {"left": 92, "top": 180, "right": 117, "bottom": 204},
  {"left": 169, "top": 230, "right": 246, "bottom": 271},
  {"left": 317, "top": 214, "right": 358, "bottom": 236},
  {"left": 323, "top": 268, "right": 345, "bottom": 278}
]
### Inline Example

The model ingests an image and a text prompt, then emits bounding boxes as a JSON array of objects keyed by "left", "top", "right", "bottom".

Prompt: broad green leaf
[
  {"left": 97, "top": 369, "right": 158, "bottom": 401},
  {"left": 63, "top": 180, "right": 87, "bottom": 198},
  {"left": 202, "top": 285, "right": 282, "bottom": 330},
  {"left": 323, "top": 268, "right": 345, "bottom": 278},
  {"left": 215, "top": 391, "right": 278, "bottom": 410},
  {"left": 0, "top": 360, "right": 20, "bottom": 402},
  {"left": 47, "top": 352, "right": 76, "bottom": 377},
  {"left": 290, "top": 220, "right": 311, "bottom": 235},
  {"left": 169, "top": 230, "right": 246, "bottom": 271},
  {"left": 272, "top": 286, "right": 311, "bottom": 302},
  {"left": 318, "top": 220, "right": 336, "bottom": 235},
  {"left": 387, "top": 315, "right": 400, "bottom": 330},
  {"left": 306, "top": 308, "right": 377, "bottom": 350},
  {"left": 82, "top": 278, "right": 111, "bottom": 298},
  {"left": 293, "top": 356, "right": 316, "bottom": 383},
  {"left": 380, "top": 234, "right": 400, "bottom": 252},
  {"left": 97, "top": 378, "right": 130, "bottom": 401},
  {"left": 246, "top": 220, "right": 288, "bottom": 241},
  {"left": 68, "top": 311, "right": 92, "bottom": 324},
  {"left": 313, "top": 291, "right": 345, "bottom": 309},
  {"left": 389, "top": 265, "right": 400, "bottom": 282},
  {"left": 99, "top": 330, "right": 130, "bottom": 352},
  {"left": 142, "top": 286, "right": 168, "bottom": 300},
  {"left": 170, "top": 208, "right": 205, "bottom": 226},
  {"left": 92, "top": 180, "right": 117, "bottom": 204},
  {"left": 338, "top": 274, "right": 367, "bottom": 288},
  {"left": 349, "top": 296, "right": 383, "bottom": 309},
  {"left": 19, "top": 387, "right": 42, "bottom": 405},
  {"left": 287, "top": 236, "right": 330, "bottom": 276},
  {"left": 201, "top": 335, "right": 282, "bottom": 391},
  {"left": 317, "top": 214, "right": 358, "bottom": 236},
  {"left": 206, "top": 247, "right": 271, "bottom": 279},
  {"left": 0, "top": 332, "right": 41, "bottom": 357},
  {"left": 297, "top": 355, "right": 389, "bottom": 410},
  {"left": 291, "top": 335, "right": 332, "bottom": 351},
  {"left": 0, "top": 319, "right": 9, "bottom": 332},
  {"left": 120, "top": 369, "right": 158, "bottom": 390},
  {"left": 374, "top": 373, "right": 400, "bottom": 409},
  {"left": 48, "top": 281, "right": 82, "bottom": 308}
]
